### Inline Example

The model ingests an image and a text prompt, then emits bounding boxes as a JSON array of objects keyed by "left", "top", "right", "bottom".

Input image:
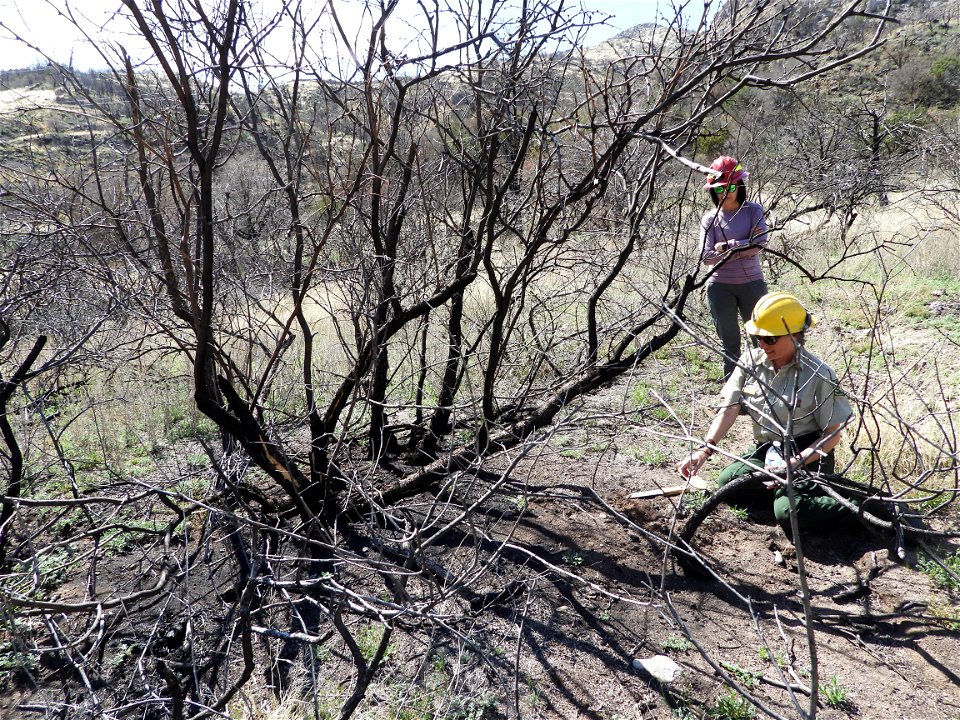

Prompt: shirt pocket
[
  {"left": 740, "top": 383, "right": 769, "bottom": 423},
  {"left": 791, "top": 391, "right": 820, "bottom": 427},
  {"left": 742, "top": 382, "right": 798, "bottom": 435},
  {"left": 789, "top": 376, "right": 827, "bottom": 430}
]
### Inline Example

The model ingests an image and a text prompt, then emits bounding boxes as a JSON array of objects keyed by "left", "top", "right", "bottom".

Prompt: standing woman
[{"left": 701, "top": 156, "right": 770, "bottom": 378}]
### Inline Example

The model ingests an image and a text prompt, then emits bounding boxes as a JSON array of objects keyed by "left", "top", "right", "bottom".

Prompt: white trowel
[{"left": 629, "top": 475, "right": 711, "bottom": 499}]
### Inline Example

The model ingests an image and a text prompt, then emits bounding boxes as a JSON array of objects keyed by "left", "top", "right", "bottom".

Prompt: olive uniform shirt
[{"left": 719, "top": 346, "right": 854, "bottom": 444}]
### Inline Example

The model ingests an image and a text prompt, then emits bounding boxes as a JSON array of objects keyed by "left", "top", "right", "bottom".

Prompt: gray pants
[{"left": 706, "top": 279, "right": 768, "bottom": 378}]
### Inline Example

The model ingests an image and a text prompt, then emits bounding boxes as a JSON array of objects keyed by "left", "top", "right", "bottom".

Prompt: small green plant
[
  {"left": 525, "top": 681, "right": 545, "bottom": 709},
  {"left": 720, "top": 661, "right": 761, "bottom": 689},
  {"left": 757, "top": 645, "right": 786, "bottom": 667},
  {"left": 629, "top": 381, "right": 676, "bottom": 421},
  {"left": 509, "top": 494, "right": 529, "bottom": 513},
  {"left": 918, "top": 548, "right": 960, "bottom": 590},
  {"left": 820, "top": 675, "right": 848, "bottom": 708},
  {"left": 683, "top": 347, "right": 721, "bottom": 377},
  {"left": 51, "top": 509, "right": 84, "bottom": 539},
  {"left": 728, "top": 505, "right": 749, "bottom": 522},
  {"left": 11, "top": 548, "right": 74, "bottom": 597},
  {"left": 820, "top": 675, "right": 849, "bottom": 709},
  {"left": 631, "top": 445, "right": 671, "bottom": 466},
  {"left": 429, "top": 651, "right": 448, "bottom": 675},
  {"left": 186, "top": 452, "right": 210, "bottom": 469},
  {"left": 588, "top": 440, "right": 611, "bottom": 453},
  {"left": 561, "top": 550, "right": 584, "bottom": 566},
  {"left": 682, "top": 490, "right": 710, "bottom": 512},
  {"left": 927, "top": 602, "right": 960, "bottom": 631},
  {"left": 706, "top": 689, "right": 755, "bottom": 719},
  {"left": 397, "top": 692, "right": 435, "bottom": 720},
  {"left": 553, "top": 434, "right": 585, "bottom": 459},
  {"left": 104, "top": 641, "right": 139, "bottom": 674},
  {"left": 123, "top": 455, "right": 157, "bottom": 478},
  {"left": 917, "top": 494, "right": 948, "bottom": 514},
  {"left": 661, "top": 634, "right": 692, "bottom": 652},
  {"left": 0, "top": 647, "right": 37, "bottom": 691},
  {"left": 449, "top": 691, "right": 497, "bottom": 720},
  {"left": 312, "top": 642, "right": 333, "bottom": 664},
  {"left": 101, "top": 518, "right": 166, "bottom": 556},
  {"left": 168, "top": 412, "right": 218, "bottom": 442},
  {"left": 630, "top": 384, "right": 653, "bottom": 406},
  {"left": 353, "top": 624, "right": 395, "bottom": 663}
]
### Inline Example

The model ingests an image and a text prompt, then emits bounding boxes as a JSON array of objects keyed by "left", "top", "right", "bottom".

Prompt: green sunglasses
[{"left": 712, "top": 183, "right": 738, "bottom": 194}]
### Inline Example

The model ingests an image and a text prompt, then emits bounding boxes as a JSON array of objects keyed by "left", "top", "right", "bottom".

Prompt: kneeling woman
[{"left": 676, "top": 291, "right": 855, "bottom": 530}]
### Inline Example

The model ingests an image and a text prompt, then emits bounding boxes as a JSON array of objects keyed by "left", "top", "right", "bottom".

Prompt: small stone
[
  {"left": 774, "top": 550, "right": 784, "bottom": 566},
  {"left": 631, "top": 655, "right": 683, "bottom": 684}
]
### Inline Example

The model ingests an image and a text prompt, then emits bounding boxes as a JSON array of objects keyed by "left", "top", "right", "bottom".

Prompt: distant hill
[{"left": 580, "top": 22, "right": 670, "bottom": 64}]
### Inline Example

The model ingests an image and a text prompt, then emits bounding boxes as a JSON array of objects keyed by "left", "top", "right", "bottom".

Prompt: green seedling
[
  {"left": 820, "top": 675, "right": 849, "bottom": 709},
  {"left": 509, "top": 495, "right": 529, "bottom": 513},
  {"left": 706, "top": 688, "right": 755, "bottom": 719},
  {"left": 927, "top": 602, "right": 960, "bottom": 631},
  {"left": 720, "top": 661, "right": 761, "bottom": 689},
  {"left": 682, "top": 490, "right": 710, "bottom": 512},
  {"left": 354, "top": 624, "right": 395, "bottom": 663},
  {"left": 661, "top": 634, "right": 692, "bottom": 652},
  {"left": 632, "top": 446, "right": 671, "bottom": 466},
  {"left": 757, "top": 646, "right": 786, "bottom": 667},
  {"left": 918, "top": 548, "right": 960, "bottom": 591}
]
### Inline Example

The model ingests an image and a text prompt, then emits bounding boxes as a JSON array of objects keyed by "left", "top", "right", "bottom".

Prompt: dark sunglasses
[
  {"left": 754, "top": 335, "right": 782, "bottom": 346},
  {"left": 712, "top": 184, "right": 738, "bottom": 194}
]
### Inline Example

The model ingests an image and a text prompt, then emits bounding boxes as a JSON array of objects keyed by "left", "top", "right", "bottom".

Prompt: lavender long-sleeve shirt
[{"left": 700, "top": 200, "right": 769, "bottom": 284}]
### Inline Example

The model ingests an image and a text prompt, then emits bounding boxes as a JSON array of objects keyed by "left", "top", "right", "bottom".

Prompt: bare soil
[
  {"left": 473, "top": 380, "right": 960, "bottom": 719},
  {"left": 2, "top": 380, "right": 958, "bottom": 720},
  {"left": 495, "top": 454, "right": 960, "bottom": 719}
]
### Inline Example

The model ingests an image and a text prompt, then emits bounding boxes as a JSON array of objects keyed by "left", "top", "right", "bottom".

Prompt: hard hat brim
[
  {"left": 745, "top": 313, "right": 817, "bottom": 336},
  {"left": 703, "top": 171, "right": 748, "bottom": 189}
]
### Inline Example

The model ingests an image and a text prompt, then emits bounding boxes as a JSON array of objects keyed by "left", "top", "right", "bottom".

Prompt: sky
[{"left": 0, "top": 0, "right": 673, "bottom": 72}]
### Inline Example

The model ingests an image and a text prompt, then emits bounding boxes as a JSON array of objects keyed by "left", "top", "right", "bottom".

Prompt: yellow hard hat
[{"left": 744, "top": 291, "right": 817, "bottom": 336}]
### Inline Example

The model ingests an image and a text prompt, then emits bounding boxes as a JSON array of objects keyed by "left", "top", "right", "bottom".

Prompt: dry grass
[
  {"left": 0, "top": 87, "right": 58, "bottom": 113},
  {"left": 15, "top": 186, "right": 958, "bottom": 511}
]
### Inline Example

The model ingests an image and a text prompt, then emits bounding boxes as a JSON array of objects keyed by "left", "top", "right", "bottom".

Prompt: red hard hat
[{"left": 704, "top": 155, "right": 748, "bottom": 188}]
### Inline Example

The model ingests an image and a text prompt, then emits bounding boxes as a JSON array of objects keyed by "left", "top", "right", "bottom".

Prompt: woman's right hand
[{"left": 676, "top": 449, "right": 710, "bottom": 478}]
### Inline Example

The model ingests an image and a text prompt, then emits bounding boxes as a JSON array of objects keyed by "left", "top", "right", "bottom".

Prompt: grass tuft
[{"left": 917, "top": 548, "right": 960, "bottom": 591}]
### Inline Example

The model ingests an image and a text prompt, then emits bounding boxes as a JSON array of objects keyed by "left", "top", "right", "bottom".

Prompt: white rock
[{"left": 631, "top": 655, "right": 683, "bottom": 684}]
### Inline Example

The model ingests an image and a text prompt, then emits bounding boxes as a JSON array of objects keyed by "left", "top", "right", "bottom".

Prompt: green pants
[{"left": 716, "top": 438, "right": 855, "bottom": 530}]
